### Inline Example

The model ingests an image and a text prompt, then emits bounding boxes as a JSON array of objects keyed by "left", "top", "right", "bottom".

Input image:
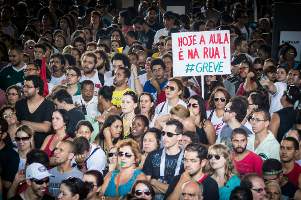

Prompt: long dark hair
[
  {"left": 138, "top": 92, "right": 155, "bottom": 120},
  {"left": 189, "top": 95, "right": 207, "bottom": 126},
  {"left": 130, "top": 180, "right": 155, "bottom": 200},
  {"left": 109, "top": 29, "right": 126, "bottom": 48},
  {"left": 62, "top": 177, "right": 92, "bottom": 200},
  {"left": 52, "top": 109, "right": 73, "bottom": 137},
  {"left": 119, "top": 10, "right": 132, "bottom": 26},
  {"left": 208, "top": 87, "right": 231, "bottom": 110}
]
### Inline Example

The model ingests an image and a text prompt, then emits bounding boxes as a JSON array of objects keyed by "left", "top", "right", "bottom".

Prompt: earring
[{"left": 64, "top": 126, "right": 66, "bottom": 130}]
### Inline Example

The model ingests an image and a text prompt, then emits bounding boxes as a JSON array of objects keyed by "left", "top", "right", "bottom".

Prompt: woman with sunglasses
[
  {"left": 94, "top": 115, "right": 123, "bottom": 154},
  {"left": 141, "top": 128, "right": 161, "bottom": 167},
  {"left": 152, "top": 35, "right": 167, "bottom": 58},
  {"left": 5, "top": 85, "right": 22, "bottom": 108},
  {"left": 130, "top": 180, "right": 155, "bottom": 200},
  {"left": 205, "top": 144, "right": 241, "bottom": 200},
  {"left": 15, "top": 125, "right": 34, "bottom": 170},
  {"left": 58, "top": 177, "right": 91, "bottom": 200},
  {"left": 188, "top": 95, "right": 216, "bottom": 148},
  {"left": 40, "top": 109, "right": 73, "bottom": 168},
  {"left": 0, "top": 106, "right": 20, "bottom": 147},
  {"left": 253, "top": 58, "right": 264, "bottom": 80},
  {"left": 108, "top": 146, "right": 118, "bottom": 172},
  {"left": 102, "top": 139, "right": 147, "bottom": 197},
  {"left": 121, "top": 91, "right": 138, "bottom": 138},
  {"left": 207, "top": 87, "right": 231, "bottom": 142},
  {"left": 236, "top": 60, "right": 261, "bottom": 96},
  {"left": 83, "top": 170, "right": 103, "bottom": 200},
  {"left": 139, "top": 92, "right": 155, "bottom": 126}
]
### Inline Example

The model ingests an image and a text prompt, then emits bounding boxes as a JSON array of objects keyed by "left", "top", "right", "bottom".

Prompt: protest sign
[{"left": 172, "top": 30, "right": 231, "bottom": 77}]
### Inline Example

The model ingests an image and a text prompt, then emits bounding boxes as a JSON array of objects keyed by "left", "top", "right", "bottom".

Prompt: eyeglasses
[
  {"left": 164, "top": 85, "right": 179, "bottom": 91},
  {"left": 32, "top": 178, "right": 50, "bottom": 185},
  {"left": 3, "top": 112, "right": 15, "bottom": 118},
  {"left": 66, "top": 73, "right": 77, "bottom": 77},
  {"left": 161, "top": 131, "right": 180, "bottom": 137},
  {"left": 250, "top": 118, "right": 266, "bottom": 123},
  {"left": 251, "top": 187, "right": 267, "bottom": 193},
  {"left": 118, "top": 151, "right": 134, "bottom": 158},
  {"left": 286, "top": 52, "right": 295, "bottom": 55},
  {"left": 255, "top": 68, "right": 263, "bottom": 72},
  {"left": 23, "top": 85, "right": 35, "bottom": 89},
  {"left": 135, "top": 190, "right": 151, "bottom": 196},
  {"left": 49, "top": 60, "right": 61, "bottom": 65},
  {"left": 288, "top": 73, "right": 299, "bottom": 78},
  {"left": 108, "top": 152, "right": 116, "bottom": 157},
  {"left": 24, "top": 68, "right": 37, "bottom": 73},
  {"left": 214, "top": 97, "right": 226, "bottom": 102},
  {"left": 208, "top": 154, "right": 221, "bottom": 160},
  {"left": 183, "top": 158, "right": 200, "bottom": 164},
  {"left": 6, "top": 92, "right": 18, "bottom": 96},
  {"left": 187, "top": 103, "right": 199, "bottom": 108},
  {"left": 224, "top": 108, "right": 231, "bottom": 112},
  {"left": 15, "top": 136, "right": 30, "bottom": 142},
  {"left": 152, "top": 68, "right": 163, "bottom": 73},
  {"left": 157, "top": 42, "right": 164, "bottom": 46}
]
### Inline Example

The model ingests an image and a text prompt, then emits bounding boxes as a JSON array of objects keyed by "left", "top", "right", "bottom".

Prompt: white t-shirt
[
  {"left": 206, "top": 110, "right": 225, "bottom": 143},
  {"left": 80, "top": 70, "right": 102, "bottom": 96},
  {"left": 154, "top": 28, "right": 169, "bottom": 44},
  {"left": 49, "top": 74, "right": 66, "bottom": 86},
  {"left": 72, "top": 95, "right": 101, "bottom": 117},
  {"left": 269, "top": 82, "right": 287, "bottom": 115},
  {"left": 240, "top": 26, "right": 252, "bottom": 41}
]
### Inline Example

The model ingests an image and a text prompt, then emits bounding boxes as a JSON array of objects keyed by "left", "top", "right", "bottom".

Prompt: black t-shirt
[
  {"left": 15, "top": 98, "right": 55, "bottom": 149},
  {"left": 8, "top": 193, "right": 55, "bottom": 200},
  {"left": 68, "top": 107, "right": 85, "bottom": 135},
  {"left": 0, "top": 144, "right": 20, "bottom": 182},
  {"left": 139, "top": 28, "right": 156, "bottom": 50},
  {"left": 148, "top": 22, "right": 164, "bottom": 31},
  {"left": 281, "top": 180, "right": 299, "bottom": 199},
  {"left": 164, "top": 174, "right": 219, "bottom": 200}
]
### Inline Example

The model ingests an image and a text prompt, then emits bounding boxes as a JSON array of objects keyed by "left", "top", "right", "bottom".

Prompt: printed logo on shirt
[{"left": 7, "top": 75, "right": 11, "bottom": 78}]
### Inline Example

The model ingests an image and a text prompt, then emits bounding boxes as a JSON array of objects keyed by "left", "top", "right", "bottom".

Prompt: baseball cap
[
  {"left": 26, "top": 163, "right": 53, "bottom": 180},
  {"left": 163, "top": 11, "right": 175, "bottom": 19},
  {"left": 231, "top": 54, "right": 249, "bottom": 66}
]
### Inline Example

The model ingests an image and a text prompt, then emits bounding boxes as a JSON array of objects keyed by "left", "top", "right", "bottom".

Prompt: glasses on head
[
  {"left": 255, "top": 68, "right": 263, "bottom": 72},
  {"left": 23, "top": 85, "right": 35, "bottom": 89},
  {"left": 152, "top": 68, "right": 163, "bottom": 73},
  {"left": 251, "top": 187, "right": 267, "bottom": 193},
  {"left": 208, "top": 154, "right": 221, "bottom": 160},
  {"left": 118, "top": 151, "right": 134, "bottom": 159},
  {"left": 108, "top": 152, "right": 116, "bottom": 157},
  {"left": 135, "top": 190, "right": 151, "bottom": 196},
  {"left": 224, "top": 108, "right": 231, "bottom": 112},
  {"left": 3, "top": 112, "right": 15, "bottom": 118},
  {"left": 187, "top": 103, "right": 199, "bottom": 108},
  {"left": 250, "top": 118, "right": 266, "bottom": 123},
  {"left": 164, "top": 85, "right": 179, "bottom": 91},
  {"left": 161, "top": 131, "right": 180, "bottom": 138},
  {"left": 15, "top": 136, "right": 30, "bottom": 142},
  {"left": 24, "top": 68, "right": 37, "bottom": 73},
  {"left": 32, "top": 178, "right": 50, "bottom": 185},
  {"left": 214, "top": 97, "right": 226, "bottom": 102},
  {"left": 157, "top": 42, "right": 164, "bottom": 46}
]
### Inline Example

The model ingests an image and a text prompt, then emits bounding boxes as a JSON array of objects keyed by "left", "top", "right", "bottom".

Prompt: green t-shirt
[{"left": 0, "top": 64, "right": 25, "bottom": 91}]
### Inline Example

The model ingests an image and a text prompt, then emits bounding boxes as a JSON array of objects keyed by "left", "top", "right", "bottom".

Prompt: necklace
[{"left": 123, "top": 116, "right": 132, "bottom": 138}]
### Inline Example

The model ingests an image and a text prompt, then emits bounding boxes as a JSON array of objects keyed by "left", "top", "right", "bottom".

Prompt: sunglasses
[
  {"left": 188, "top": 103, "right": 199, "bottom": 108},
  {"left": 135, "top": 190, "right": 151, "bottom": 196},
  {"left": 3, "top": 112, "right": 16, "bottom": 118},
  {"left": 252, "top": 187, "right": 267, "bottom": 193},
  {"left": 108, "top": 152, "right": 116, "bottom": 157},
  {"left": 157, "top": 42, "right": 164, "bottom": 46},
  {"left": 214, "top": 97, "right": 226, "bottom": 102},
  {"left": 255, "top": 68, "right": 263, "bottom": 72},
  {"left": 161, "top": 131, "right": 180, "bottom": 138},
  {"left": 32, "top": 178, "right": 50, "bottom": 185},
  {"left": 164, "top": 85, "right": 178, "bottom": 91},
  {"left": 118, "top": 151, "right": 134, "bottom": 158},
  {"left": 15, "top": 136, "right": 30, "bottom": 142},
  {"left": 224, "top": 108, "right": 231, "bottom": 112},
  {"left": 208, "top": 154, "right": 221, "bottom": 160}
]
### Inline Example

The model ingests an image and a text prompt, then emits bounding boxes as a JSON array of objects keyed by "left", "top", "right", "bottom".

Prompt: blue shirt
[
  {"left": 143, "top": 78, "right": 168, "bottom": 103},
  {"left": 219, "top": 174, "right": 241, "bottom": 200}
]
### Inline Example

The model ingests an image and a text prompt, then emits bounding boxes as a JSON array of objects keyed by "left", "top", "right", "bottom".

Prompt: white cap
[{"left": 26, "top": 163, "right": 53, "bottom": 180}]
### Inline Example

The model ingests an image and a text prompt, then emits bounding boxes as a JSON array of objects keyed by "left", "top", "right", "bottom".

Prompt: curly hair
[
  {"left": 115, "top": 138, "right": 142, "bottom": 168},
  {"left": 208, "top": 87, "right": 231, "bottom": 110}
]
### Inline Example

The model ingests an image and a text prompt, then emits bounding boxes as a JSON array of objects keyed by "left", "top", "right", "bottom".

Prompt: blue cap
[{"left": 163, "top": 11, "right": 175, "bottom": 19}]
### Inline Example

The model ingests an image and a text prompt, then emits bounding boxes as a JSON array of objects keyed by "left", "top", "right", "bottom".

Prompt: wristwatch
[{"left": 77, "top": 164, "right": 83, "bottom": 169}]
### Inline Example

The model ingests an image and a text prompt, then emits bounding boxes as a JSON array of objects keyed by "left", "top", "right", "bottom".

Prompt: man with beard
[
  {"left": 132, "top": 17, "right": 156, "bottom": 55},
  {"left": 8, "top": 163, "right": 55, "bottom": 200},
  {"left": 79, "top": 51, "right": 102, "bottom": 95},
  {"left": 146, "top": 7, "right": 164, "bottom": 31},
  {"left": 0, "top": 45, "right": 26, "bottom": 92},
  {"left": 164, "top": 143, "right": 219, "bottom": 200},
  {"left": 15, "top": 75, "right": 54, "bottom": 149},
  {"left": 94, "top": 50, "right": 111, "bottom": 86},
  {"left": 280, "top": 137, "right": 301, "bottom": 188},
  {"left": 231, "top": 128, "right": 263, "bottom": 178},
  {"left": 48, "top": 53, "right": 66, "bottom": 91}
]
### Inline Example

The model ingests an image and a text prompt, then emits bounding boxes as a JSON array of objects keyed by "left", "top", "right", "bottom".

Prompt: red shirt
[
  {"left": 232, "top": 151, "right": 263, "bottom": 178},
  {"left": 284, "top": 162, "right": 301, "bottom": 187}
]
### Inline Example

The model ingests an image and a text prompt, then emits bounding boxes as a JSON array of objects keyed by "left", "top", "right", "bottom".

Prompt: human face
[
  {"left": 16, "top": 130, "right": 32, "bottom": 151},
  {"left": 239, "top": 40, "right": 249, "bottom": 53},
  {"left": 222, "top": 102, "right": 232, "bottom": 123},
  {"left": 286, "top": 48, "right": 296, "bottom": 61},
  {"left": 208, "top": 149, "right": 226, "bottom": 170},
  {"left": 162, "top": 125, "right": 181, "bottom": 149},
  {"left": 124, "top": 34, "right": 134, "bottom": 46},
  {"left": 42, "top": 14, "right": 51, "bottom": 26},
  {"left": 23, "top": 80, "right": 37, "bottom": 98},
  {"left": 84, "top": 29, "right": 91, "bottom": 41},
  {"left": 184, "top": 151, "right": 204, "bottom": 176},
  {"left": 205, "top": 75, "right": 216, "bottom": 85},
  {"left": 163, "top": 18, "right": 174, "bottom": 29},
  {"left": 199, "top": 24, "right": 206, "bottom": 31},
  {"left": 113, "top": 69, "right": 127, "bottom": 87},
  {"left": 60, "top": 19, "right": 68, "bottom": 29},
  {"left": 152, "top": 64, "right": 164, "bottom": 80},
  {"left": 71, "top": 50, "right": 80, "bottom": 61},
  {"left": 214, "top": 91, "right": 226, "bottom": 110},
  {"left": 75, "top": 42, "right": 85, "bottom": 52},
  {"left": 253, "top": 63, "right": 263, "bottom": 78},
  {"left": 50, "top": 57, "right": 64, "bottom": 74},
  {"left": 238, "top": 13, "right": 248, "bottom": 25},
  {"left": 134, "top": 183, "right": 152, "bottom": 200},
  {"left": 266, "top": 184, "right": 280, "bottom": 200},
  {"left": 95, "top": 53, "right": 104, "bottom": 69},
  {"left": 206, "top": 21, "right": 215, "bottom": 30},
  {"left": 108, "top": 147, "right": 117, "bottom": 164},
  {"left": 280, "top": 140, "right": 298, "bottom": 163},
  {"left": 266, "top": 71, "right": 276, "bottom": 83},
  {"left": 131, "top": 117, "right": 147, "bottom": 138},
  {"left": 109, "top": 120, "right": 122, "bottom": 139},
  {"left": 122, "top": 95, "right": 137, "bottom": 114},
  {"left": 52, "top": 111, "right": 66, "bottom": 131},
  {"left": 165, "top": 81, "right": 181, "bottom": 99},
  {"left": 251, "top": 111, "right": 269, "bottom": 134},
  {"left": 143, "top": 132, "right": 159, "bottom": 153},
  {"left": 34, "top": 47, "right": 44, "bottom": 60},
  {"left": 113, "top": 60, "right": 125, "bottom": 73},
  {"left": 239, "top": 62, "right": 250, "bottom": 78},
  {"left": 163, "top": 57, "right": 172, "bottom": 72},
  {"left": 118, "top": 15, "right": 124, "bottom": 24},
  {"left": 181, "top": 182, "right": 201, "bottom": 200},
  {"left": 188, "top": 98, "right": 200, "bottom": 117},
  {"left": 111, "top": 41, "right": 120, "bottom": 50},
  {"left": 83, "top": 174, "right": 101, "bottom": 200},
  {"left": 9, "top": 49, "right": 22, "bottom": 67},
  {"left": 166, "top": 40, "right": 172, "bottom": 52},
  {"left": 258, "top": 49, "right": 268, "bottom": 61},
  {"left": 66, "top": 69, "right": 80, "bottom": 85},
  {"left": 81, "top": 84, "right": 94, "bottom": 102},
  {"left": 76, "top": 125, "right": 92, "bottom": 141},
  {"left": 52, "top": 98, "right": 64, "bottom": 110},
  {"left": 3, "top": 108, "right": 17, "bottom": 126},
  {"left": 157, "top": 39, "right": 166, "bottom": 53},
  {"left": 58, "top": 183, "right": 74, "bottom": 200},
  {"left": 29, "top": 177, "right": 49, "bottom": 197},
  {"left": 139, "top": 94, "right": 154, "bottom": 113},
  {"left": 287, "top": 70, "right": 300, "bottom": 85},
  {"left": 147, "top": 10, "right": 157, "bottom": 23},
  {"left": 129, "top": 54, "right": 138, "bottom": 66},
  {"left": 231, "top": 134, "right": 247, "bottom": 154},
  {"left": 180, "top": 135, "right": 192, "bottom": 149},
  {"left": 111, "top": 31, "right": 121, "bottom": 41},
  {"left": 55, "top": 36, "right": 65, "bottom": 48},
  {"left": 23, "top": 56, "right": 30, "bottom": 64},
  {"left": 118, "top": 145, "right": 135, "bottom": 167},
  {"left": 6, "top": 88, "right": 19, "bottom": 105},
  {"left": 91, "top": 14, "right": 100, "bottom": 24},
  {"left": 87, "top": 45, "right": 96, "bottom": 51},
  {"left": 54, "top": 142, "right": 72, "bottom": 164},
  {"left": 276, "top": 68, "right": 287, "bottom": 82},
  {"left": 133, "top": 23, "right": 145, "bottom": 33},
  {"left": 250, "top": 177, "right": 267, "bottom": 200},
  {"left": 82, "top": 56, "right": 96, "bottom": 75},
  {"left": 231, "top": 63, "right": 240, "bottom": 76}
]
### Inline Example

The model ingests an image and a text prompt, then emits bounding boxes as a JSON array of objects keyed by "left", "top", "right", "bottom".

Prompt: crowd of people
[{"left": 0, "top": 0, "right": 300, "bottom": 200}]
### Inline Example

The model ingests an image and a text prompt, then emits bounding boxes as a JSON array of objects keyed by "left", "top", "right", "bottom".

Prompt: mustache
[{"left": 52, "top": 65, "right": 58, "bottom": 72}]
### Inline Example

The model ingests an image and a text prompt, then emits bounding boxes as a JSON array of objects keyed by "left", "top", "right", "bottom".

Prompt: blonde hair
[
  {"left": 265, "top": 180, "right": 283, "bottom": 200},
  {"left": 115, "top": 138, "right": 142, "bottom": 168},
  {"left": 204, "top": 144, "right": 238, "bottom": 186},
  {"left": 62, "top": 45, "right": 74, "bottom": 54},
  {"left": 170, "top": 104, "right": 190, "bottom": 119}
]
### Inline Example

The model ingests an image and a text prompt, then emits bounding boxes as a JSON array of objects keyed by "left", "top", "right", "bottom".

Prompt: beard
[
  {"left": 97, "top": 62, "right": 104, "bottom": 71},
  {"left": 113, "top": 78, "right": 125, "bottom": 87},
  {"left": 233, "top": 146, "right": 246, "bottom": 154},
  {"left": 84, "top": 67, "right": 95, "bottom": 74},
  {"left": 52, "top": 65, "right": 58, "bottom": 73}
]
